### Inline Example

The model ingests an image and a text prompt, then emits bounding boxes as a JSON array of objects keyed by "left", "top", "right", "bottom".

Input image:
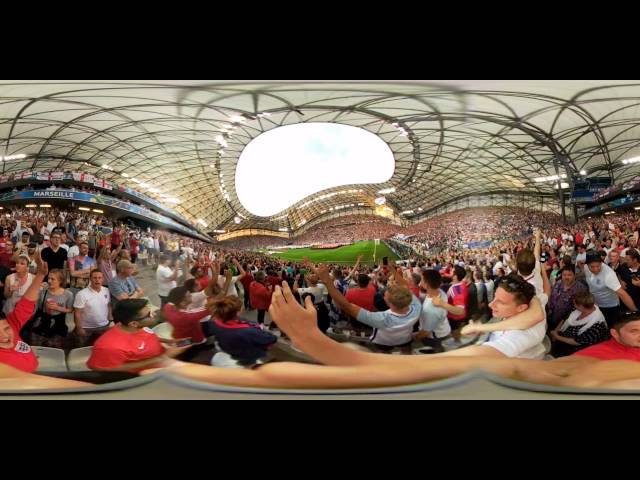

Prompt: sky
[{"left": 235, "top": 123, "right": 395, "bottom": 217}]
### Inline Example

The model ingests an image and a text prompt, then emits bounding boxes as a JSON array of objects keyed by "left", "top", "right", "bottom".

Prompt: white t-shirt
[
  {"left": 145, "top": 237, "right": 155, "bottom": 249},
  {"left": 583, "top": 263, "right": 621, "bottom": 308},
  {"left": 218, "top": 275, "right": 241, "bottom": 296},
  {"left": 482, "top": 293, "right": 548, "bottom": 359},
  {"left": 2, "top": 273, "right": 35, "bottom": 315},
  {"left": 67, "top": 245, "right": 80, "bottom": 259},
  {"left": 60, "top": 244, "right": 69, "bottom": 252},
  {"left": 420, "top": 291, "right": 451, "bottom": 339},
  {"left": 298, "top": 284, "right": 329, "bottom": 304},
  {"left": 73, "top": 286, "right": 111, "bottom": 329},
  {"left": 187, "top": 291, "right": 208, "bottom": 311},
  {"left": 521, "top": 259, "right": 543, "bottom": 297},
  {"left": 156, "top": 265, "right": 178, "bottom": 297}
]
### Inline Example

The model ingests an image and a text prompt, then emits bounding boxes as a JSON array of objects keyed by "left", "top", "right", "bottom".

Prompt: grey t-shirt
[{"left": 39, "top": 288, "right": 74, "bottom": 316}]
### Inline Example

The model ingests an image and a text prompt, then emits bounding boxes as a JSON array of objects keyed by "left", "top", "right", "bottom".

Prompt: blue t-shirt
[
  {"left": 357, "top": 295, "right": 422, "bottom": 346},
  {"left": 109, "top": 275, "right": 140, "bottom": 304}
]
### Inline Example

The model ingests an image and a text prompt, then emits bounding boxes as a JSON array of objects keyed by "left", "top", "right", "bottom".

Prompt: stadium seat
[
  {"left": 66, "top": 347, "right": 93, "bottom": 372},
  {"left": 32, "top": 346, "right": 67, "bottom": 373}
]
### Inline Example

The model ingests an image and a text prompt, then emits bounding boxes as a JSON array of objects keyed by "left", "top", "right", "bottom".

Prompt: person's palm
[{"left": 269, "top": 282, "right": 318, "bottom": 340}]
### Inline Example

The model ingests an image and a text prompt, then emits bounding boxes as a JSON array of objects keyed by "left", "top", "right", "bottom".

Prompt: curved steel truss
[{"left": 1, "top": 80, "right": 640, "bottom": 233}]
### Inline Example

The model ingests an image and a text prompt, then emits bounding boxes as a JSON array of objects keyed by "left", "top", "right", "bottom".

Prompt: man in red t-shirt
[
  {"left": 162, "top": 287, "right": 212, "bottom": 345},
  {"left": 0, "top": 251, "right": 48, "bottom": 372},
  {"left": 88, "top": 298, "right": 190, "bottom": 372},
  {"left": 128, "top": 234, "right": 139, "bottom": 264},
  {"left": 345, "top": 274, "right": 377, "bottom": 312},
  {"left": 239, "top": 264, "right": 254, "bottom": 310},
  {"left": 0, "top": 241, "right": 16, "bottom": 271},
  {"left": 431, "top": 265, "right": 468, "bottom": 341},
  {"left": 573, "top": 315, "right": 640, "bottom": 362}
]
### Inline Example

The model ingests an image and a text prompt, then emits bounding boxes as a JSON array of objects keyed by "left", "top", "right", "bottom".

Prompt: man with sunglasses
[{"left": 88, "top": 298, "right": 191, "bottom": 372}]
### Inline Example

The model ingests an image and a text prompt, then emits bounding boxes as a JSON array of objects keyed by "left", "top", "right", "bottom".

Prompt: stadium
[{"left": 1, "top": 81, "right": 640, "bottom": 399}]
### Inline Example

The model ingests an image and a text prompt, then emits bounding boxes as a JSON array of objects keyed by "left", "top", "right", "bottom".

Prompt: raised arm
[
  {"left": 617, "top": 287, "right": 637, "bottom": 312},
  {"left": 462, "top": 296, "right": 544, "bottom": 336},
  {"left": 232, "top": 258, "right": 246, "bottom": 280},
  {"left": 315, "top": 264, "right": 361, "bottom": 319},
  {"left": 24, "top": 251, "right": 48, "bottom": 303}
]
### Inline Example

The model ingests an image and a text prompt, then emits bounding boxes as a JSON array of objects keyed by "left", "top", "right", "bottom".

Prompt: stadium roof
[{"left": 1, "top": 80, "right": 640, "bottom": 234}]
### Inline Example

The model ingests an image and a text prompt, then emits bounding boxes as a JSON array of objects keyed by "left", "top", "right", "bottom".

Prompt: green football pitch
[{"left": 269, "top": 240, "right": 400, "bottom": 265}]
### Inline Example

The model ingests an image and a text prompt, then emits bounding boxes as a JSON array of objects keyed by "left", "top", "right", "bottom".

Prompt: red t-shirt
[
  {"left": 447, "top": 282, "right": 469, "bottom": 321},
  {"left": 162, "top": 304, "right": 210, "bottom": 344},
  {"left": 240, "top": 271, "right": 254, "bottom": 292},
  {"left": 87, "top": 326, "right": 165, "bottom": 371},
  {"left": 129, "top": 238, "right": 138, "bottom": 255},
  {"left": 0, "top": 251, "right": 14, "bottom": 269},
  {"left": 0, "top": 298, "right": 38, "bottom": 373},
  {"left": 267, "top": 275, "right": 281, "bottom": 288},
  {"left": 573, "top": 339, "right": 640, "bottom": 362},
  {"left": 410, "top": 286, "right": 421, "bottom": 298},
  {"left": 345, "top": 284, "right": 377, "bottom": 312},
  {"left": 250, "top": 281, "right": 272, "bottom": 310},
  {"left": 575, "top": 233, "right": 584, "bottom": 246},
  {"left": 198, "top": 276, "right": 210, "bottom": 291},
  {"left": 111, "top": 230, "right": 121, "bottom": 246}
]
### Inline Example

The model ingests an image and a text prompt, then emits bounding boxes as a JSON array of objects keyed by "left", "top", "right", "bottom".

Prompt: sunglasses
[{"left": 132, "top": 311, "right": 153, "bottom": 322}]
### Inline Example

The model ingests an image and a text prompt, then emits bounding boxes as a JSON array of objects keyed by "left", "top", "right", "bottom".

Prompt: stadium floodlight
[
  {"left": 78, "top": 207, "right": 91, "bottom": 211},
  {"left": 605, "top": 211, "right": 615, "bottom": 215},
  {"left": 121, "top": 173, "right": 130, "bottom": 178},
  {"left": 533, "top": 174, "right": 566, "bottom": 183},
  {"left": 377, "top": 187, "right": 396, "bottom": 195},
  {"left": 580, "top": 170, "right": 587, "bottom": 175},
  {"left": 39, "top": 204, "right": 52, "bottom": 208},
  {"left": 234, "top": 216, "right": 242, "bottom": 224},
  {"left": 1, "top": 153, "right": 27, "bottom": 161},
  {"left": 622, "top": 156, "right": 640, "bottom": 165},
  {"left": 92, "top": 209, "right": 104, "bottom": 214},
  {"left": 374, "top": 196, "right": 386, "bottom": 206},
  {"left": 553, "top": 182, "right": 570, "bottom": 189},
  {"left": 101, "top": 164, "right": 113, "bottom": 170},
  {"left": 401, "top": 210, "right": 414, "bottom": 215},
  {"left": 25, "top": 204, "right": 37, "bottom": 208},
  {"left": 197, "top": 219, "right": 208, "bottom": 227}
]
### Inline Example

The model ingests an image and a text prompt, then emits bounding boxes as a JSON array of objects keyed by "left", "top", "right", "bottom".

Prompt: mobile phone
[{"left": 175, "top": 339, "right": 192, "bottom": 347}]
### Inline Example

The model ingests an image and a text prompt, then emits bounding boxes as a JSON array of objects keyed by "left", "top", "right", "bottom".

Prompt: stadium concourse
[{"left": 5, "top": 80, "right": 640, "bottom": 399}]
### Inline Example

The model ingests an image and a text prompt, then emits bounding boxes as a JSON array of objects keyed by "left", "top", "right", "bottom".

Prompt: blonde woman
[{"left": 3, "top": 257, "right": 34, "bottom": 316}]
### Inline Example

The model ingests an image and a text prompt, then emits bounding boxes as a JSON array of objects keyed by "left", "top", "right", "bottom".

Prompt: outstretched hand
[
  {"left": 35, "top": 250, "right": 48, "bottom": 278},
  {"left": 269, "top": 281, "right": 318, "bottom": 340},
  {"left": 316, "top": 264, "right": 331, "bottom": 283}
]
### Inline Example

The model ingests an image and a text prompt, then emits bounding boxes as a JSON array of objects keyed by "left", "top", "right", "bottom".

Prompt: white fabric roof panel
[{"left": 0, "top": 80, "right": 639, "bottom": 232}]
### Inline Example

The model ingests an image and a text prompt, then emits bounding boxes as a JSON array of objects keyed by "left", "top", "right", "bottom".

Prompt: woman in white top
[
  {"left": 550, "top": 291, "right": 609, "bottom": 357},
  {"left": 3, "top": 256, "right": 35, "bottom": 315}
]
